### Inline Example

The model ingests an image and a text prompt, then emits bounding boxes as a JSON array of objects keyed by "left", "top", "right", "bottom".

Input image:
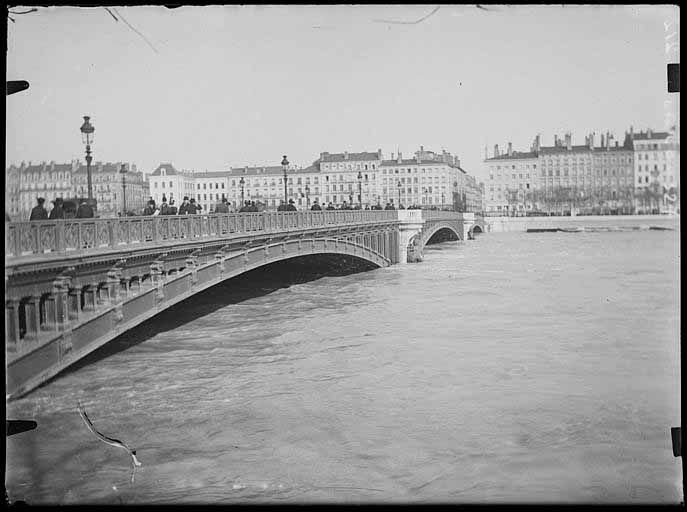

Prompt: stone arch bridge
[{"left": 5, "top": 210, "right": 484, "bottom": 398}]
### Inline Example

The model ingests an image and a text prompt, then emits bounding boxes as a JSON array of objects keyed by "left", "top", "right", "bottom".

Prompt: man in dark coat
[
  {"left": 286, "top": 199, "right": 297, "bottom": 211},
  {"left": 30, "top": 198, "right": 48, "bottom": 220},
  {"left": 178, "top": 197, "right": 190, "bottom": 215},
  {"left": 249, "top": 201, "right": 259, "bottom": 212},
  {"left": 75, "top": 200, "right": 94, "bottom": 218},
  {"left": 384, "top": 201, "right": 396, "bottom": 210},
  {"left": 311, "top": 200, "right": 322, "bottom": 211},
  {"left": 277, "top": 200, "right": 287, "bottom": 212},
  {"left": 188, "top": 198, "right": 201, "bottom": 214},
  {"left": 215, "top": 198, "right": 229, "bottom": 213},
  {"left": 169, "top": 200, "right": 178, "bottom": 215},
  {"left": 49, "top": 198, "right": 65, "bottom": 219},
  {"left": 326, "top": 202, "right": 335, "bottom": 210}
]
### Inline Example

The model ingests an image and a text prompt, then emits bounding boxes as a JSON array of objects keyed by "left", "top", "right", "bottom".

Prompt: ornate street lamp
[
  {"left": 239, "top": 176, "right": 245, "bottom": 205},
  {"left": 357, "top": 171, "right": 363, "bottom": 208},
  {"left": 441, "top": 192, "right": 445, "bottom": 208},
  {"left": 281, "top": 155, "right": 289, "bottom": 204},
  {"left": 305, "top": 184, "right": 310, "bottom": 207},
  {"left": 397, "top": 180, "right": 401, "bottom": 207},
  {"left": 80, "top": 115, "right": 95, "bottom": 207},
  {"left": 423, "top": 187, "right": 428, "bottom": 207},
  {"left": 119, "top": 164, "right": 128, "bottom": 216}
]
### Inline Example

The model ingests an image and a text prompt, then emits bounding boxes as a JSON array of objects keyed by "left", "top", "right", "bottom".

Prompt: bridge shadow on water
[{"left": 51, "top": 254, "right": 377, "bottom": 384}]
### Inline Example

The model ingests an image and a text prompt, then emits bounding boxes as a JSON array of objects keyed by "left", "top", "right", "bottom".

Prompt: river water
[{"left": 6, "top": 220, "right": 682, "bottom": 504}]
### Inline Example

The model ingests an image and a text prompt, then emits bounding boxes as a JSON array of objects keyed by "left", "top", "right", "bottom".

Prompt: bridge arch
[
  {"left": 6, "top": 236, "right": 391, "bottom": 399},
  {"left": 421, "top": 221, "right": 463, "bottom": 248}
]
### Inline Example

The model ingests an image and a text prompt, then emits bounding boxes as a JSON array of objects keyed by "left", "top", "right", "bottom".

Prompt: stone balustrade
[{"left": 5, "top": 210, "right": 398, "bottom": 260}]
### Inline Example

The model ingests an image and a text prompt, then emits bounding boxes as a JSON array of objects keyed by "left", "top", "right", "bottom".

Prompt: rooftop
[
  {"left": 631, "top": 131, "right": 671, "bottom": 141},
  {"left": 485, "top": 151, "right": 539, "bottom": 161},
  {"left": 320, "top": 151, "right": 382, "bottom": 163}
]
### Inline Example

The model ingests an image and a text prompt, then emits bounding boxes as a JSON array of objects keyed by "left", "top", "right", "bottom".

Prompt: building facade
[
  {"left": 483, "top": 141, "right": 539, "bottom": 215},
  {"left": 5, "top": 160, "right": 148, "bottom": 220},
  {"left": 6, "top": 161, "right": 75, "bottom": 220},
  {"left": 627, "top": 128, "right": 680, "bottom": 213},
  {"left": 484, "top": 127, "right": 679, "bottom": 215},
  {"left": 73, "top": 161, "right": 149, "bottom": 217},
  {"left": 148, "top": 163, "right": 195, "bottom": 208}
]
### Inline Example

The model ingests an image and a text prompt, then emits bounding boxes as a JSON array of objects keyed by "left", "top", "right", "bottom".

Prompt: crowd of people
[{"left": 9, "top": 194, "right": 455, "bottom": 222}]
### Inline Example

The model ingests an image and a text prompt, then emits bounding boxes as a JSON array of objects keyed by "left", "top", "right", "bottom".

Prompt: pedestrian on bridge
[
  {"left": 311, "top": 200, "right": 322, "bottom": 211},
  {"left": 286, "top": 199, "right": 297, "bottom": 211},
  {"left": 49, "top": 198, "right": 65, "bottom": 220},
  {"left": 249, "top": 201, "right": 259, "bottom": 212},
  {"left": 326, "top": 203, "right": 335, "bottom": 210},
  {"left": 384, "top": 201, "right": 395, "bottom": 211},
  {"left": 29, "top": 197, "right": 48, "bottom": 220},
  {"left": 76, "top": 199, "right": 95, "bottom": 218},
  {"left": 215, "top": 197, "right": 229, "bottom": 213},
  {"left": 178, "top": 197, "right": 190, "bottom": 215},
  {"left": 188, "top": 198, "right": 201, "bottom": 214}
]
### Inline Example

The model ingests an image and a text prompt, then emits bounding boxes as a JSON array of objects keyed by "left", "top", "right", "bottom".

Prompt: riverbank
[{"left": 484, "top": 214, "right": 680, "bottom": 233}]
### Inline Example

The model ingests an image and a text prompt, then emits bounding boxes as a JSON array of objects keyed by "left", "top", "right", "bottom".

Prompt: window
[
  {"left": 198, "top": 184, "right": 201, "bottom": 189},
  {"left": 203, "top": 183, "right": 207, "bottom": 189},
  {"left": 154, "top": 182, "right": 158, "bottom": 188},
  {"left": 215, "top": 183, "right": 219, "bottom": 189},
  {"left": 222, "top": 183, "right": 225, "bottom": 189},
  {"left": 162, "top": 182, "right": 165, "bottom": 188},
  {"left": 169, "top": 181, "right": 173, "bottom": 188}
]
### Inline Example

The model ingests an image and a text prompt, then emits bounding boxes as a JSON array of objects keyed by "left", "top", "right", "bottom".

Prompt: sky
[{"left": 5, "top": 5, "right": 680, "bottom": 181}]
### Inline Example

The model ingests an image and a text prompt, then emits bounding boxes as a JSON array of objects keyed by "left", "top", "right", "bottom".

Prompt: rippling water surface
[{"left": 6, "top": 223, "right": 681, "bottom": 503}]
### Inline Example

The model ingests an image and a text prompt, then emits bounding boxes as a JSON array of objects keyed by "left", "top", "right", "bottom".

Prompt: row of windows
[
  {"left": 322, "top": 163, "right": 377, "bottom": 171},
  {"left": 490, "top": 174, "right": 531, "bottom": 180},
  {"left": 381, "top": 168, "right": 451, "bottom": 175}
]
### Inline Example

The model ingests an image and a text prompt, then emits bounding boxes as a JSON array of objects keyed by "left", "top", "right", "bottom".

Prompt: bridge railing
[
  {"left": 420, "top": 210, "right": 468, "bottom": 221},
  {"left": 4, "top": 210, "right": 398, "bottom": 259}
]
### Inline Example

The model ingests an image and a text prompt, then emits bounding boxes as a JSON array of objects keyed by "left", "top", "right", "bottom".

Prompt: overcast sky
[{"left": 6, "top": 5, "right": 680, "bottom": 180}]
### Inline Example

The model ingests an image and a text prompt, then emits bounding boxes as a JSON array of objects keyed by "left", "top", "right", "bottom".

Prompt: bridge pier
[
  {"left": 6, "top": 298, "right": 20, "bottom": 349},
  {"left": 397, "top": 210, "right": 425, "bottom": 264},
  {"left": 25, "top": 295, "right": 41, "bottom": 340}
]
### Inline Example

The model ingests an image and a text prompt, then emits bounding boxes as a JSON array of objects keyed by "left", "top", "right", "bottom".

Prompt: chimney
[
  {"left": 397, "top": 152, "right": 402, "bottom": 163},
  {"left": 390, "top": 152, "right": 394, "bottom": 161},
  {"left": 630, "top": 125, "right": 634, "bottom": 137},
  {"left": 647, "top": 128, "right": 652, "bottom": 138},
  {"left": 554, "top": 135, "right": 559, "bottom": 147},
  {"left": 507, "top": 142, "right": 513, "bottom": 156},
  {"left": 566, "top": 133, "right": 572, "bottom": 151},
  {"left": 600, "top": 134, "right": 605, "bottom": 147},
  {"left": 494, "top": 144, "right": 499, "bottom": 157},
  {"left": 456, "top": 158, "right": 461, "bottom": 168},
  {"left": 344, "top": 151, "right": 349, "bottom": 160},
  {"left": 416, "top": 153, "right": 421, "bottom": 164},
  {"left": 320, "top": 152, "right": 326, "bottom": 161},
  {"left": 615, "top": 141, "right": 619, "bottom": 147},
  {"left": 420, "top": 145, "right": 424, "bottom": 152},
  {"left": 484, "top": 146, "right": 488, "bottom": 160},
  {"left": 377, "top": 148, "right": 382, "bottom": 159},
  {"left": 588, "top": 132, "right": 594, "bottom": 149}
]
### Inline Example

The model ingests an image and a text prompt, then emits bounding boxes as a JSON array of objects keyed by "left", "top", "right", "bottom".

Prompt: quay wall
[{"left": 485, "top": 214, "right": 680, "bottom": 233}]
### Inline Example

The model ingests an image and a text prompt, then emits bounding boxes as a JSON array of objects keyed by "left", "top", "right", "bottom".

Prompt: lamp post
[
  {"left": 119, "top": 164, "right": 128, "bottom": 216},
  {"left": 397, "top": 180, "right": 401, "bottom": 207},
  {"left": 423, "top": 187, "right": 428, "bottom": 207},
  {"left": 357, "top": 171, "right": 363, "bottom": 208},
  {"left": 305, "top": 184, "right": 310, "bottom": 207},
  {"left": 239, "top": 177, "right": 245, "bottom": 205},
  {"left": 281, "top": 155, "right": 289, "bottom": 204},
  {"left": 441, "top": 192, "right": 445, "bottom": 209},
  {"left": 80, "top": 115, "right": 95, "bottom": 207}
]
